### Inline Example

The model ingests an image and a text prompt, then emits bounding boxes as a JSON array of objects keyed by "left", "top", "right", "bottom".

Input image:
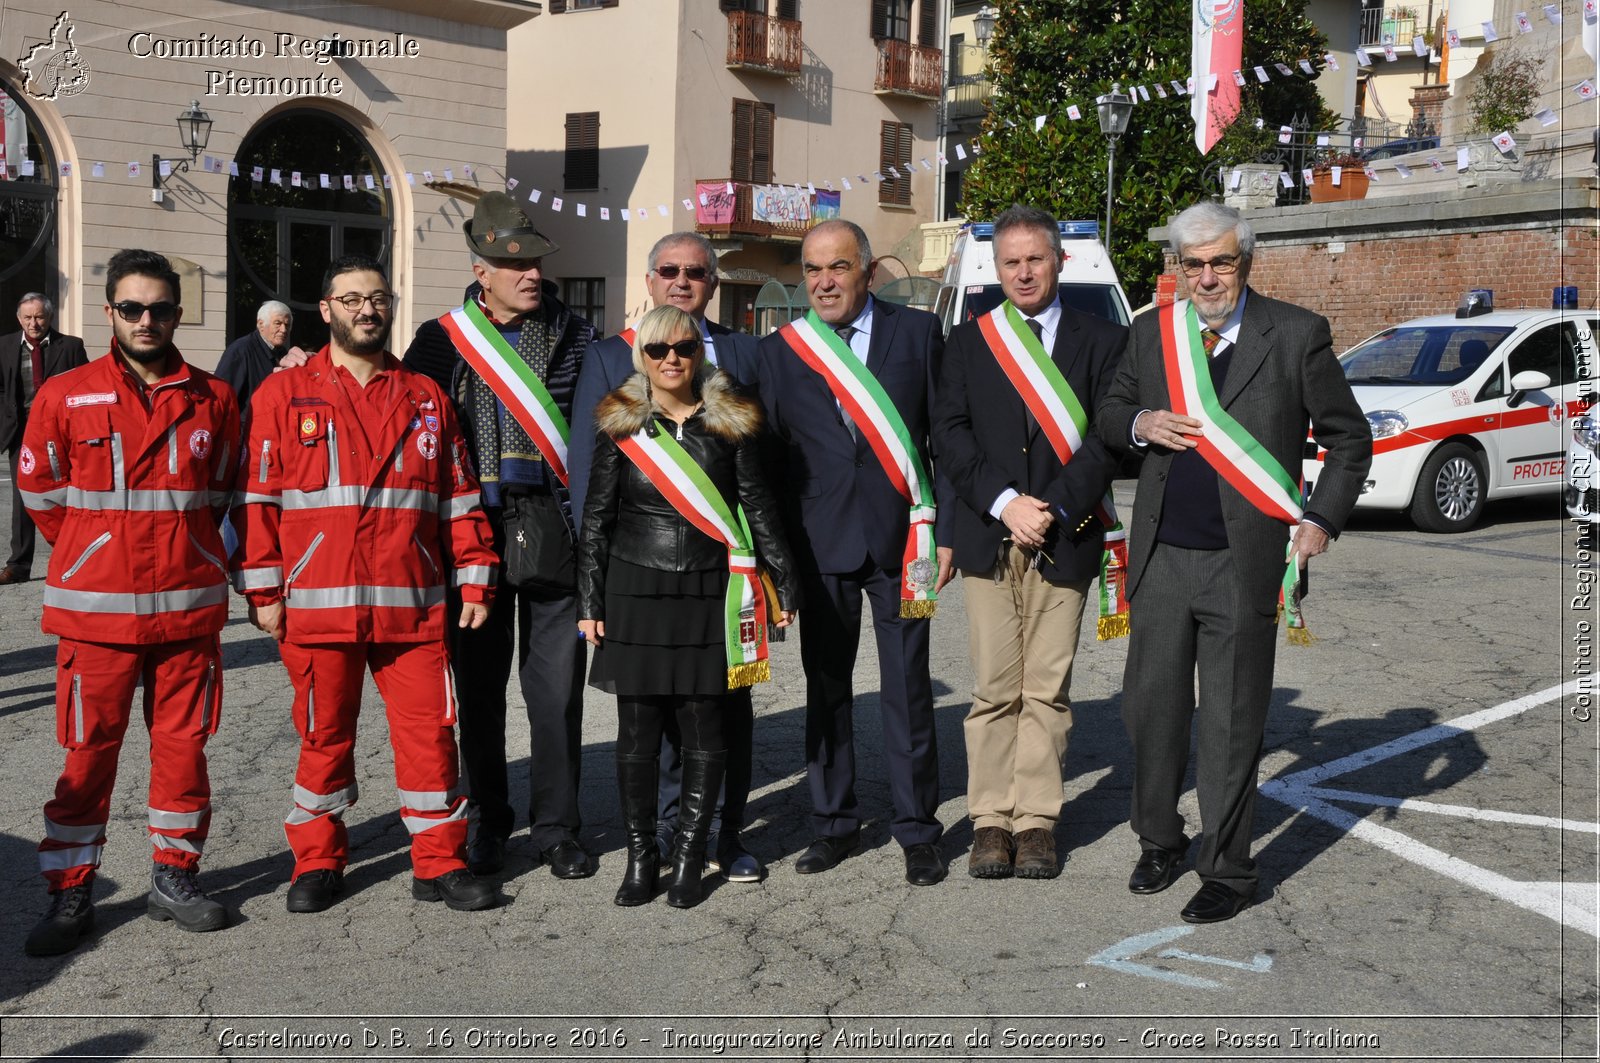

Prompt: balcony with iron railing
[
  {"left": 1360, "top": 6, "right": 1418, "bottom": 47},
  {"left": 946, "top": 74, "right": 993, "bottom": 124},
  {"left": 693, "top": 180, "right": 813, "bottom": 242},
  {"left": 726, "top": 10, "right": 802, "bottom": 76},
  {"left": 875, "top": 38, "right": 942, "bottom": 100}
]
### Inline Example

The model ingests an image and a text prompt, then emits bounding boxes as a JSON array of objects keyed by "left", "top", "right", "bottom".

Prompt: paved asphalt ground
[{"left": 0, "top": 479, "right": 1592, "bottom": 1062}]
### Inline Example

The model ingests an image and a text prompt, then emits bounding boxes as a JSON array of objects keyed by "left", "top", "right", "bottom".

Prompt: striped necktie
[{"left": 834, "top": 325, "right": 858, "bottom": 439}]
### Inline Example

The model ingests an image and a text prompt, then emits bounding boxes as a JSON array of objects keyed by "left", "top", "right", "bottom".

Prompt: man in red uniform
[
  {"left": 233, "top": 255, "right": 500, "bottom": 913},
  {"left": 20, "top": 249, "right": 239, "bottom": 956}
]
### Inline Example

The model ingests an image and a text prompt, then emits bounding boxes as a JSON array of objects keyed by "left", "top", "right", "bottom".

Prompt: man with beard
[
  {"left": 232, "top": 255, "right": 502, "bottom": 914},
  {"left": 404, "top": 194, "right": 596, "bottom": 881},
  {"left": 19, "top": 249, "right": 239, "bottom": 955}
]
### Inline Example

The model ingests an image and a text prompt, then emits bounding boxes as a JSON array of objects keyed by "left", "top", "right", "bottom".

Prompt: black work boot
[
  {"left": 615, "top": 753, "right": 660, "bottom": 906},
  {"left": 25, "top": 883, "right": 95, "bottom": 957},
  {"left": 147, "top": 863, "right": 226, "bottom": 932},
  {"left": 665, "top": 749, "right": 725, "bottom": 909}
]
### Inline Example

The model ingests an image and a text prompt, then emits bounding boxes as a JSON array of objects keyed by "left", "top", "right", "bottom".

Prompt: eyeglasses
[
  {"left": 327, "top": 292, "right": 394, "bottom": 312},
  {"left": 653, "top": 265, "right": 711, "bottom": 282},
  {"left": 1178, "top": 254, "right": 1242, "bottom": 277},
  {"left": 642, "top": 339, "right": 702, "bottom": 360},
  {"left": 110, "top": 300, "right": 179, "bottom": 323}
]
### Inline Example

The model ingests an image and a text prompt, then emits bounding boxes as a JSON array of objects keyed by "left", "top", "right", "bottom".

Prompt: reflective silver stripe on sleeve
[
  {"left": 292, "top": 782, "right": 357, "bottom": 813},
  {"left": 67, "top": 488, "right": 209, "bottom": 512},
  {"left": 287, "top": 584, "right": 446, "bottom": 611},
  {"left": 72, "top": 673, "right": 84, "bottom": 743},
  {"left": 258, "top": 439, "right": 271, "bottom": 484},
  {"left": 151, "top": 835, "right": 202, "bottom": 854},
  {"left": 46, "top": 441, "right": 61, "bottom": 480},
  {"left": 397, "top": 788, "right": 454, "bottom": 811},
  {"left": 19, "top": 487, "right": 67, "bottom": 510},
  {"left": 188, "top": 531, "right": 226, "bottom": 574},
  {"left": 232, "top": 566, "right": 284, "bottom": 592},
  {"left": 44, "top": 818, "right": 105, "bottom": 844},
  {"left": 167, "top": 425, "right": 178, "bottom": 475},
  {"left": 450, "top": 565, "right": 496, "bottom": 588},
  {"left": 441, "top": 493, "right": 480, "bottom": 520},
  {"left": 148, "top": 806, "right": 207, "bottom": 830},
  {"left": 61, "top": 532, "right": 112, "bottom": 582},
  {"left": 43, "top": 582, "right": 229, "bottom": 615},
  {"left": 327, "top": 420, "right": 340, "bottom": 485},
  {"left": 111, "top": 432, "right": 126, "bottom": 491},
  {"left": 38, "top": 844, "right": 102, "bottom": 871},
  {"left": 281, "top": 486, "right": 434, "bottom": 512}
]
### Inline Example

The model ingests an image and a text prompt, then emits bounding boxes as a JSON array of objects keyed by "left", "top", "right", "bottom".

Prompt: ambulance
[
  {"left": 933, "top": 219, "right": 1132, "bottom": 334},
  {"left": 1303, "top": 291, "right": 1598, "bottom": 533}
]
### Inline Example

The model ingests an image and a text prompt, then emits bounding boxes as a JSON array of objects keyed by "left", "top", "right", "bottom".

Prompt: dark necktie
[
  {"left": 833, "top": 325, "right": 858, "bottom": 440},
  {"left": 1023, "top": 318, "right": 1044, "bottom": 438}
]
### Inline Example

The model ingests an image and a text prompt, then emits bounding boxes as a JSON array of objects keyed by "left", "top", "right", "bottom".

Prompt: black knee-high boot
[
  {"left": 615, "top": 753, "right": 660, "bottom": 906},
  {"left": 665, "top": 749, "right": 725, "bottom": 909}
]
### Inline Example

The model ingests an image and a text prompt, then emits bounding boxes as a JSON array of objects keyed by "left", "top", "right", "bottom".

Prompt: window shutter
[
  {"left": 918, "top": 0, "right": 937, "bottom": 46},
  {"left": 879, "top": 121, "right": 912, "bottom": 206},
  {"left": 777, "top": 0, "right": 797, "bottom": 19},
  {"left": 549, "top": 0, "right": 566, "bottom": 12},
  {"left": 564, "top": 111, "right": 600, "bottom": 190},
  {"left": 752, "top": 101, "right": 774, "bottom": 184},
  {"left": 871, "top": 0, "right": 889, "bottom": 39},
  {"left": 731, "top": 99, "right": 753, "bottom": 183}
]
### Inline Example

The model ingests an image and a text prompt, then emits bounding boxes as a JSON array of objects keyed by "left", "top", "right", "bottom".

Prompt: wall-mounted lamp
[{"left": 152, "top": 100, "right": 214, "bottom": 203}]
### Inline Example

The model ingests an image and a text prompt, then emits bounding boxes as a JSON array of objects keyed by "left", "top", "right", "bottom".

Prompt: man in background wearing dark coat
[{"left": 214, "top": 300, "right": 309, "bottom": 411}]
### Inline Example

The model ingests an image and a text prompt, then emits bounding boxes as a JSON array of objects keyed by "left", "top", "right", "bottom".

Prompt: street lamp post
[
  {"left": 152, "top": 100, "right": 214, "bottom": 203},
  {"left": 1094, "top": 83, "right": 1134, "bottom": 250},
  {"left": 973, "top": 5, "right": 996, "bottom": 50}
]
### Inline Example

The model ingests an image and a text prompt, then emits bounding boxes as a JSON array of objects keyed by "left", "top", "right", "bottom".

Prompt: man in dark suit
[
  {"left": 569, "top": 231, "right": 766, "bottom": 883},
  {"left": 756, "top": 218, "right": 951, "bottom": 886},
  {"left": 0, "top": 294, "right": 87, "bottom": 584},
  {"left": 1097, "top": 202, "right": 1371, "bottom": 923},
  {"left": 214, "top": 300, "right": 309, "bottom": 412},
  {"left": 932, "top": 205, "right": 1128, "bottom": 881}
]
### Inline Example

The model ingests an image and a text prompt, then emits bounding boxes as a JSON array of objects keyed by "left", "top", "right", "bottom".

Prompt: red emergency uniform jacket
[
  {"left": 232, "top": 348, "right": 496, "bottom": 642},
  {"left": 18, "top": 348, "right": 239, "bottom": 644}
]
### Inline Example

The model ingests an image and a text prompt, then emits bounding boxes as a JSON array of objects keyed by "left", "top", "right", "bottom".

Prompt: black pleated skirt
[{"left": 587, "top": 559, "right": 729, "bottom": 696}]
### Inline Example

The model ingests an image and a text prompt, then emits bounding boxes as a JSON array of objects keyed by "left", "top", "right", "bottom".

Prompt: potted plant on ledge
[{"left": 1309, "top": 150, "right": 1369, "bottom": 202}]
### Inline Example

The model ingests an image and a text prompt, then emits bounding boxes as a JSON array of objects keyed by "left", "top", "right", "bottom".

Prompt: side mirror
[{"left": 1507, "top": 369, "right": 1553, "bottom": 408}]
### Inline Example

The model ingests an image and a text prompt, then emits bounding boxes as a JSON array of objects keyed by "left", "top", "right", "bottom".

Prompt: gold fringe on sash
[
  {"left": 727, "top": 659, "right": 771, "bottom": 690},
  {"left": 1097, "top": 613, "right": 1130, "bottom": 641},
  {"left": 900, "top": 600, "right": 937, "bottom": 619},
  {"left": 1286, "top": 626, "right": 1314, "bottom": 647}
]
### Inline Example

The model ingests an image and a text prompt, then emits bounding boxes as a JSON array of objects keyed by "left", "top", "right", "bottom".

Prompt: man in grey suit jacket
[
  {"left": 1097, "top": 202, "right": 1371, "bottom": 923},
  {"left": 0, "top": 294, "right": 87, "bottom": 583}
]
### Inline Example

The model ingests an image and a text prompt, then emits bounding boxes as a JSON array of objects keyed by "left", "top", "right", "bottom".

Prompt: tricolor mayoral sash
[
  {"left": 778, "top": 310, "right": 938, "bottom": 618},
  {"left": 1158, "top": 300, "right": 1311, "bottom": 644},
  {"left": 440, "top": 300, "right": 572, "bottom": 485},
  {"left": 615, "top": 421, "right": 773, "bottom": 689},
  {"left": 977, "top": 301, "right": 1130, "bottom": 639}
]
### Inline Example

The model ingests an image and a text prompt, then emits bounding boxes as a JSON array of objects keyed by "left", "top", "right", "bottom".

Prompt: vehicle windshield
[
  {"left": 1339, "top": 325, "right": 1514, "bottom": 385},
  {"left": 959, "top": 283, "right": 1130, "bottom": 326}
]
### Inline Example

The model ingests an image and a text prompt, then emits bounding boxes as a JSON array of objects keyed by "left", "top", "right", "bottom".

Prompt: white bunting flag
[
  {"left": 1515, "top": 12, "right": 1534, "bottom": 33},
  {"left": 1382, "top": 45, "right": 1397, "bottom": 61},
  {"left": 201, "top": 155, "right": 215, "bottom": 173},
  {"left": 1066, "top": 104, "right": 1082, "bottom": 120},
  {"left": 1034, "top": 115, "right": 1046, "bottom": 131},
  {"left": 252, "top": 166, "right": 264, "bottom": 183},
  {"left": 955, "top": 144, "right": 967, "bottom": 160},
  {"left": 1228, "top": 169, "right": 1242, "bottom": 190},
  {"left": 1355, "top": 46, "right": 1371, "bottom": 65},
  {"left": 1178, "top": 78, "right": 1191, "bottom": 94},
  {"left": 659, "top": 205, "right": 670, "bottom": 217},
  {"left": 1446, "top": 28, "right": 1461, "bottom": 48},
  {"left": 725, "top": 181, "right": 734, "bottom": 194},
  {"left": 405, "top": 173, "right": 416, "bottom": 186},
  {"left": 1363, "top": 166, "right": 1379, "bottom": 182},
  {"left": 1395, "top": 163, "right": 1413, "bottom": 178},
  {"left": 443, "top": 168, "right": 454, "bottom": 182},
  {"left": 807, "top": 182, "right": 816, "bottom": 193},
  {"left": 1206, "top": 73, "right": 1219, "bottom": 90},
  {"left": 1324, "top": 53, "right": 1340, "bottom": 70},
  {"left": 842, "top": 177, "right": 852, "bottom": 190},
  {"left": 463, "top": 165, "right": 474, "bottom": 179},
  {"left": 973, "top": 139, "right": 984, "bottom": 155},
  {"left": 920, "top": 159, "right": 931, "bottom": 171},
  {"left": 552, "top": 197, "right": 564, "bottom": 212},
  {"left": 1352, "top": 136, "right": 1364, "bottom": 151},
  {"left": 92, "top": 162, "right": 105, "bottom": 178},
  {"left": 1316, "top": 133, "right": 1331, "bottom": 147},
  {"left": 1586, "top": 0, "right": 1598, "bottom": 23},
  {"left": 1457, "top": 146, "right": 1470, "bottom": 170},
  {"left": 272, "top": 169, "right": 286, "bottom": 185},
  {"left": 888, "top": 165, "right": 902, "bottom": 178},
  {"left": 1232, "top": 69, "right": 1247, "bottom": 86},
  {"left": 1278, "top": 125, "right": 1292, "bottom": 144},
  {"left": 1491, "top": 131, "right": 1518, "bottom": 154},
  {"left": 365, "top": 175, "right": 375, "bottom": 190},
  {"left": 1412, "top": 35, "right": 1428, "bottom": 56},
  {"left": 1298, "top": 59, "right": 1315, "bottom": 74},
  {"left": 1137, "top": 84, "right": 1150, "bottom": 101},
  {"left": 1545, "top": 3, "right": 1563, "bottom": 24},
  {"left": 698, "top": 192, "right": 708, "bottom": 207},
  {"left": 343, "top": 175, "right": 354, "bottom": 190},
  {"left": 130, "top": 161, "right": 142, "bottom": 179},
  {"left": 159, "top": 160, "right": 172, "bottom": 178},
  {"left": 1427, "top": 156, "right": 1443, "bottom": 172},
  {"left": 1482, "top": 21, "right": 1499, "bottom": 41},
  {"left": 1301, "top": 168, "right": 1314, "bottom": 185},
  {"left": 421, "top": 170, "right": 433, "bottom": 183},
  {"left": 1253, "top": 117, "right": 1265, "bottom": 129},
  {"left": 936, "top": 152, "right": 947, "bottom": 165},
  {"left": 600, "top": 207, "right": 610, "bottom": 221},
  {"left": 681, "top": 198, "right": 693, "bottom": 211},
  {"left": 1331, "top": 165, "right": 1343, "bottom": 186},
  {"left": 229, "top": 161, "right": 239, "bottom": 177},
  {"left": 507, "top": 177, "right": 519, "bottom": 191},
  {"left": 1279, "top": 171, "right": 1294, "bottom": 189},
  {"left": 1274, "top": 62, "right": 1293, "bottom": 77},
  {"left": 319, "top": 174, "right": 330, "bottom": 189},
  {"left": 1155, "top": 83, "right": 1168, "bottom": 98},
  {"left": 58, "top": 161, "right": 70, "bottom": 178},
  {"left": 1253, "top": 65, "right": 1269, "bottom": 82},
  {"left": 1535, "top": 107, "right": 1559, "bottom": 126},
  {"left": 529, "top": 188, "right": 541, "bottom": 203},
  {"left": 1578, "top": 80, "right": 1598, "bottom": 99}
]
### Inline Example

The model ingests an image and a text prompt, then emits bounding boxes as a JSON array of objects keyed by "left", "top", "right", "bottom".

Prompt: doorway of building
[{"left": 0, "top": 81, "right": 58, "bottom": 322}]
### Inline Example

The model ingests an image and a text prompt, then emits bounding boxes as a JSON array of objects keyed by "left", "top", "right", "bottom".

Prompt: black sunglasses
[
  {"left": 110, "top": 300, "right": 179, "bottom": 323},
  {"left": 642, "top": 339, "right": 701, "bottom": 360},
  {"left": 653, "top": 265, "right": 710, "bottom": 282}
]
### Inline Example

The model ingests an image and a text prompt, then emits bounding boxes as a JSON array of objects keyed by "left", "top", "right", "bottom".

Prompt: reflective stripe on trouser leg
[
  {"left": 371, "top": 640, "right": 468, "bottom": 878},
  {"left": 142, "top": 634, "right": 221, "bottom": 870},
  {"left": 41, "top": 639, "right": 140, "bottom": 889},
  {"left": 277, "top": 642, "right": 366, "bottom": 877}
]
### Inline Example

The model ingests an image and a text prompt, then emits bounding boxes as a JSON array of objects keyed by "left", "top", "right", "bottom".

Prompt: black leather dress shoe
[
  {"left": 541, "top": 839, "right": 595, "bottom": 879},
  {"left": 1128, "top": 847, "right": 1186, "bottom": 895},
  {"left": 467, "top": 835, "right": 506, "bottom": 876},
  {"left": 1180, "top": 880, "right": 1251, "bottom": 923},
  {"left": 794, "top": 831, "right": 859, "bottom": 874},
  {"left": 903, "top": 843, "right": 947, "bottom": 886}
]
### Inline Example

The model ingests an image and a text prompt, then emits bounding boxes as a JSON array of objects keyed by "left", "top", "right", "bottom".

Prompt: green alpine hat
[{"left": 465, "top": 191, "right": 559, "bottom": 259}]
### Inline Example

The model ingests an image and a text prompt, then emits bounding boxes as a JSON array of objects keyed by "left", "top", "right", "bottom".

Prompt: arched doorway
[
  {"left": 0, "top": 80, "right": 58, "bottom": 320},
  {"left": 227, "top": 108, "right": 392, "bottom": 352}
]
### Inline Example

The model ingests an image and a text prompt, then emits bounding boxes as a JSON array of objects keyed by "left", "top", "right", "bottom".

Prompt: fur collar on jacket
[{"left": 595, "top": 368, "right": 762, "bottom": 442}]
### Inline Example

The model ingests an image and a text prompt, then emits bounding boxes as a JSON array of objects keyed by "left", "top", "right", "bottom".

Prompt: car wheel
[{"left": 1409, "top": 442, "right": 1486, "bottom": 533}]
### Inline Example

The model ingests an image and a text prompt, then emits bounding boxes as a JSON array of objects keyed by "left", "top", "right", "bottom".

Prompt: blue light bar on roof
[{"left": 968, "top": 220, "right": 1102, "bottom": 240}]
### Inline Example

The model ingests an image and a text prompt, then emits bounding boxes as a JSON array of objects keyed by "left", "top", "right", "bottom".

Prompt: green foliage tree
[
  {"left": 958, "top": 0, "right": 1331, "bottom": 305},
  {"left": 1466, "top": 48, "right": 1543, "bottom": 135}
]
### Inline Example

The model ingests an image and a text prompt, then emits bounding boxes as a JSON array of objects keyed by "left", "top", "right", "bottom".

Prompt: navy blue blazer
[
  {"left": 755, "top": 298, "right": 950, "bottom": 576},
  {"left": 933, "top": 298, "right": 1128, "bottom": 583},
  {"left": 569, "top": 320, "right": 757, "bottom": 527}
]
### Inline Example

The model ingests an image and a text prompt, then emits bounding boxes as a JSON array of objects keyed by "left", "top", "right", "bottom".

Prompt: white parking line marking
[{"left": 1303, "top": 786, "right": 1600, "bottom": 834}]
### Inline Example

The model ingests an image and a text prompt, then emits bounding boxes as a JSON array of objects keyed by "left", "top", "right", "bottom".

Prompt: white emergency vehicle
[
  {"left": 1304, "top": 291, "right": 1598, "bottom": 533},
  {"left": 933, "top": 220, "right": 1132, "bottom": 334}
]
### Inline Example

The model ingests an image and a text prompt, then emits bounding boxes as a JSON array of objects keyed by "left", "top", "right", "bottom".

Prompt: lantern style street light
[
  {"left": 1094, "top": 83, "right": 1134, "bottom": 250},
  {"left": 153, "top": 100, "right": 214, "bottom": 202}
]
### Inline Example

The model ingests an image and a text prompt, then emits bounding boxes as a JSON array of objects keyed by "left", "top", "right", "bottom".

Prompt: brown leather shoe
[
  {"left": 0, "top": 567, "right": 29, "bottom": 585},
  {"left": 1013, "top": 828, "right": 1060, "bottom": 879},
  {"left": 967, "top": 826, "right": 1014, "bottom": 878}
]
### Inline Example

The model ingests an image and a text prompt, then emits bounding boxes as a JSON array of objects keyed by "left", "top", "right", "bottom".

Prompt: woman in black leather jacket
[{"left": 577, "top": 305, "right": 799, "bottom": 909}]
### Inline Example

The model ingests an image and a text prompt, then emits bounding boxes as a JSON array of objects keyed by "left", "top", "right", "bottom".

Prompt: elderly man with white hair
[{"left": 215, "top": 299, "right": 308, "bottom": 410}]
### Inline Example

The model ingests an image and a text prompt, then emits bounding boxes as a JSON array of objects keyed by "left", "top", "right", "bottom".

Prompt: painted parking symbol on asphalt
[{"left": 1088, "top": 926, "right": 1275, "bottom": 990}]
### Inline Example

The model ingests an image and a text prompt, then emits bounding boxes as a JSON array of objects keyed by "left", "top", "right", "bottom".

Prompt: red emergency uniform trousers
[
  {"left": 280, "top": 639, "right": 467, "bottom": 880},
  {"left": 41, "top": 635, "right": 222, "bottom": 890}
]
